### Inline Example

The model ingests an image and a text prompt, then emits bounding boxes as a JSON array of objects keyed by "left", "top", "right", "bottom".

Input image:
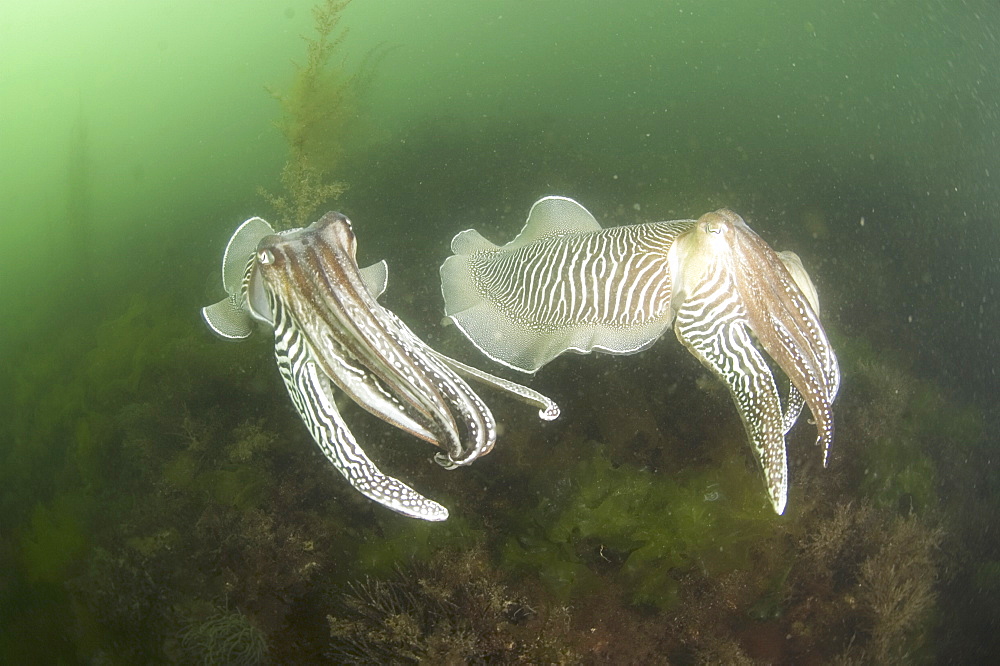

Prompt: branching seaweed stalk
[{"left": 261, "top": 0, "right": 369, "bottom": 229}]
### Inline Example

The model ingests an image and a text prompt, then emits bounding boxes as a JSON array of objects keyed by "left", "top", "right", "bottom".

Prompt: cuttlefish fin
[
  {"left": 449, "top": 195, "right": 603, "bottom": 256},
  {"left": 775, "top": 249, "right": 840, "bottom": 454},
  {"left": 675, "top": 291, "right": 788, "bottom": 515},
  {"left": 441, "top": 196, "right": 655, "bottom": 373},
  {"left": 222, "top": 216, "right": 274, "bottom": 293},
  {"left": 202, "top": 216, "right": 277, "bottom": 340},
  {"left": 358, "top": 259, "right": 388, "bottom": 299},
  {"left": 774, "top": 250, "right": 818, "bottom": 437},
  {"left": 505, "top": 195, "right": 603, "bottom": 247},
  {"left": 284, "top": 355, "right": 448, "bottom": 521},
  {"left": 202, "top": 294, "right": 254, "bottom": 339},
  {"left": 777, "top": 251, "right": 820, "bottom": 315}
]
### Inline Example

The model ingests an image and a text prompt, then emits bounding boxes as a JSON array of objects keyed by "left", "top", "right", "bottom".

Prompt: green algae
[
  {"left": 178, "top": 606, "right": 269, "bottom": 666},
  {"left": 502, "top": 441, "right": 777, "bottom": 608},
  {"left": 352, "top": 512, "right": 477, "bottom": 577},
  {"left": 841, "top": 335, "right": 984, "bottom": 514},
  {"left": 198, "top": 466, "right": 270, "bottom": 510},
  {"left": 162, "top": 447, "right": 271, "bottom": 510},
  {"left": 72, "top": 412, "right": 112, "bottom": 488},
  {"left": 19, "top": 492, "right": 91, "bottom": 584},
  {"left": 861, "top": 435, "right": 938, "bottom": 514},
  {"left": 2, "top": 272, "right": 968, "bottom": 662}
]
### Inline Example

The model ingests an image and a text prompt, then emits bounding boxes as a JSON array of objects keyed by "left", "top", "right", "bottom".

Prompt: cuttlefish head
[
  {"left": 683, "top": 209, "right": 840, "bottom": 460},
  {"left": 252, "top": 213, "right": 364, "bottom": 310},
  {"left": 671, "top": 209, "right": 743, "bottom": 303}
]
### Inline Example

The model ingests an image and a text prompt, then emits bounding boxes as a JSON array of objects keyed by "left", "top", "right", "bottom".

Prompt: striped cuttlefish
[
  {"left": 203, "top": 212, "right": 558, "bottom": 521},
  {"left": 440, "top": 196, "right": 840, "bottom": 514}
]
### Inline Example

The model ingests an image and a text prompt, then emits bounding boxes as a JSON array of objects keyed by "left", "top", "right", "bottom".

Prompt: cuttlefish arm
[
  {"left": 356, "top": 302, "right": 501, "bottom": 468},
  {"left": 723, "top": 213, "right": 840, "bottom": 466},
  {"left": 202, "top": 219, "right": 440, "bottom": 446},
  {"left": 315, "top": 212, "right": 550, "bottom": 468},
  {"left": 276, "top": 327, "right": 449, "bottom": 521},
  {"left": 673, "top": 263, "right": 789, "bottom": 514},
  {"left": 306, "top": 311, "right": 440, "bottom": 445},
  {"left": 366, "top": 307, "right": 561, "bottom": 470},
  {"left": 261, "top": 215, "right": 480, "bottom": 466},
  {"left": 781, "top": 386, "right": 806, "bottom": 436},
  {"left": 672, "top": 209, "right": 840, "bottom": 513}
]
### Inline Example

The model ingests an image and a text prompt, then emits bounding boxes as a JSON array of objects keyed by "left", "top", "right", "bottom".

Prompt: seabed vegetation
[
  {"left": 1, "top": 2, "right": 995, "bottom": 665},
  {"left": 0, "top": 275, "right": 981, "bottom": 663}
]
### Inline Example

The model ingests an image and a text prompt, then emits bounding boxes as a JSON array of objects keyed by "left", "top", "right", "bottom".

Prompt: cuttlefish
[
  {"left": 440, "top": 196, "right": 839, "bottom": 514},
  {"left": 203, "top": 212, "right": 559, "bottom": 521}
]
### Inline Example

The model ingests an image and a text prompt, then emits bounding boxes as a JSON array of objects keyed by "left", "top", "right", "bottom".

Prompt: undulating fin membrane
[
  {"left": 202, "top": 216, "right": 277, "bottom": 340},
  {"left": 776, "top": 250, "right": 820, "bottom": 315},
  {"left": 358, "top": 259, "right": 388, "bottom": 299},
  {"left": 223, "top": 216, "right": 274, "bottom": 293},
  {"left": 202, "top": 294, "right": 253, "bottom": 339}
]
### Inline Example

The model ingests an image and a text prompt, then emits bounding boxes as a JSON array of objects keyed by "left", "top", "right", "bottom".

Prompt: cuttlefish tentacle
[
  {"left": 440, "top": 197, "right": 839, "bottom": 514},
  {"left": 280, "top": 264, "right": 440, "bottom": 444},
  {"left": 426, "top": 348, "right": 561, "bottom": 421}
]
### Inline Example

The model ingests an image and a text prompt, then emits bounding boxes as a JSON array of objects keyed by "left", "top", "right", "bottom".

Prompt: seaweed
[
  {"left": 0, "top": 254, "right": 966, "bottom": 664},
  {"left": 178, "top": 605, "right": 269, "bottom": 666},
  {"left": 18, "top": 491, "right": 91, "bottom": 584},
  {"left": 260, "top": 0, "right": 385, "bottom": 229},
  {"left": 325, "top": 546, "right": 577, "bottom": 665},
  {"left": 838, "top": 336, "right": 983, "bottom": 515},
  {"left": 781, "top": 502, "right": 943, "bottom": 663},
  {"left": 68, "top": 546, "right": 169, "bottom": 662},
  {"left": 501, "top": 439, "right": 779, "bottom": 608},
  {"left": 859, "top": 514, "right": 942, "bottom": 663}
]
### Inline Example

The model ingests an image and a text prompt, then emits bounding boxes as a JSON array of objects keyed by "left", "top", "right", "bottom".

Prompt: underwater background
[{"left": 2, "top": 0, "right": 998, "bottom": 663}]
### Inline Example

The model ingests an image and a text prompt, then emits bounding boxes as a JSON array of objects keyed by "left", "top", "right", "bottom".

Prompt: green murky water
[{"left": 2, "top": 1, "right": 998, "bottom": 662}]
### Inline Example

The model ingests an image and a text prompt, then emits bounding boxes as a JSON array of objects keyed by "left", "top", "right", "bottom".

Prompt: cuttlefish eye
[
  {"left": 698, "top": 211, "right": 728, "bottom": 236},
  {"left": 258, "top": 248, "right": 275, "bottom": 265}
]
